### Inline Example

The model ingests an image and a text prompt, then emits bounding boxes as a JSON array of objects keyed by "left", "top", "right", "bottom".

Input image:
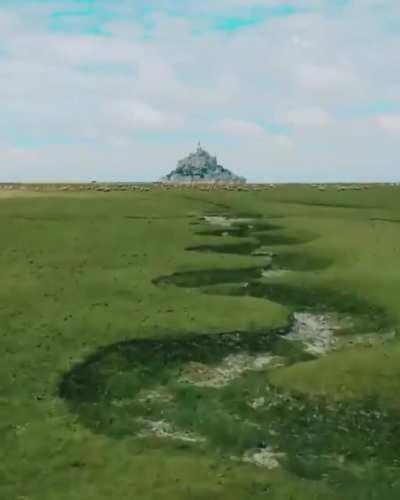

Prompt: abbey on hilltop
[{"left": 161, "top": 142, "right": 246, "bottom": 184}]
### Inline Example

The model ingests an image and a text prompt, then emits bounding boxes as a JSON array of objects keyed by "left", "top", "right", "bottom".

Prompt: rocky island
[{"left": 161, "top": 143, "right": 246, "bottom": 184}]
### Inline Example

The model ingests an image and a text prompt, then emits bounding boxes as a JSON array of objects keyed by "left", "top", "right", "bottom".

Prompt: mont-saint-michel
[{"left": 161, "top": 143, "right": 246, "bottom": 184}]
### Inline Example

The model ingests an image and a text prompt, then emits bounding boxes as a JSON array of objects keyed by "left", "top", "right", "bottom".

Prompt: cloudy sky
[{"left": 1, "top": 0, "right": 399, "bottom": 182}]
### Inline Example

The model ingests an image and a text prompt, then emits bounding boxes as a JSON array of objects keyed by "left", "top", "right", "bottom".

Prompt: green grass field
[{"left": 2, "top": 184, "right": 400, "bottom": 500}]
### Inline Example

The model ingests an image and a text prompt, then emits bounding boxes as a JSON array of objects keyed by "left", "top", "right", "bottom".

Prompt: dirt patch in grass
[
  {"left": 285, "top": 313, "right": 339, "bottom": 356},
  {"left": 136, "top": 419, "right": 205, "bottom": 443},
  {"left": 242, "top": 447, "right": 285, "bottom": 469},
  {"left": 136, "top": 387, "right": 175, "bottom": 404},
  {"left": 179, "top": 353, "right": 284, "bottom": 388}
]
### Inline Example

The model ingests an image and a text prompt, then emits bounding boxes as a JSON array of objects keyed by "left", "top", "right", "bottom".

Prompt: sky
[{"left": 1, "top": 0, "right": 400, "bottom": 182}]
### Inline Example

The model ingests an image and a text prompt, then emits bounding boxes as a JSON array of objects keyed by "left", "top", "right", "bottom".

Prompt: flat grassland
[{"left": 2, "top": 184, "right": 400, "bottom": 500}]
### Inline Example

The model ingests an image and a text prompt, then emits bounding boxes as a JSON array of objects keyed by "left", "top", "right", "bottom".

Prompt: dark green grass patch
[
  {"left": 280, "top": 200, "right": 382, "bottom": 210},
  {"left": 59, "top": 324, "right": 293, "bottom": 433},
  {"left": 187, "top": 241, "right": 260, "bottom": 256},
  {"left": 370, "top": 217, "right": 400, "bottom": 224},
  {"left": 270, "top": 252, "right": 332, "bottom": 271},
  {"left": 153, "top": 266, "right": 264, "bottom": 288}
]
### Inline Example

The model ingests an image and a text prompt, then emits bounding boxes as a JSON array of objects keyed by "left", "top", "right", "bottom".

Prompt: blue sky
[{"left": 1, "top": 0, "right": 400, "bottom": 181}]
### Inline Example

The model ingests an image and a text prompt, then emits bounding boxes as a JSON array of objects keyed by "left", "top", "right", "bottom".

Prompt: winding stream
[{"left": 59, "top": 213, "right": 399, "bottom": 489}]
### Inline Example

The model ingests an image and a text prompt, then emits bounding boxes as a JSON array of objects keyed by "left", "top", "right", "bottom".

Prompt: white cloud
[
  {"left": 0, "top": 141, "right": 183, "bottom": 182},
  {"left": 279, "top": 107, "right": 332, "bottom": 126},
  {"left": 273, "top": 135, "right": 293, "bottom": 148},
  {"left": 106, "top": 100, "right": 184, "bottom": 133},
  {"left": 377, "top": 114, "right": 400, "bottom": 134},
  {"left": 212, "top": 118, "right": 293, "bottom": 152},
  {"left": 294, "top": 63, "right": 360, "bottom": 95},
  {"left": 212, "top": 119, "right": 266, "bottom": 137},
  {"left": 0, "top": 11, "right": 20, "bottom": 33}
]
